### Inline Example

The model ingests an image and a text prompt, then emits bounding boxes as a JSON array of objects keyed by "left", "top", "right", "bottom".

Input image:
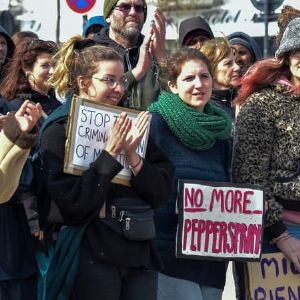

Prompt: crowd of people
[{"left": 0, "top": 0, "right": 300, "bottom": 300}]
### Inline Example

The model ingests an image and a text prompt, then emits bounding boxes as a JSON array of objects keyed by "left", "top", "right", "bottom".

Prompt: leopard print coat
[{"left": 232, "top": 84, "right": 300, "bottom": 237}]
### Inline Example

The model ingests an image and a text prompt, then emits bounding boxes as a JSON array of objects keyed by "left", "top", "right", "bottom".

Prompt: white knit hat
[{"left": 275, "top": 17, "right": 300, "bottom": 58}]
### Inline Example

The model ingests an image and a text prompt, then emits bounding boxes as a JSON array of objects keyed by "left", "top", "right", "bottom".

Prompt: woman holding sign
[
  {"left": 232, "top": 17, "right": 300, "bottom": 297},
  {"left": 39, "top": 36, "right": 173, "bottom": 300},
  {"left": 148, "top": 48, "right": 232, "bottom": 300}
]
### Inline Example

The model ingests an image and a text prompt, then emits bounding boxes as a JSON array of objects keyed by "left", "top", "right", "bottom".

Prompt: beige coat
[{"left": 0, "top": 114, "right": 37, "bottom": 203}]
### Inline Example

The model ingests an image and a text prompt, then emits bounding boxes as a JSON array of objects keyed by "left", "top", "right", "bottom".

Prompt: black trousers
[
  {"left": 0, "top": 274, "right": 37, "bottom": 300},
  {"left": 71, "top": 250, "right": 158, "bottom": 300}
]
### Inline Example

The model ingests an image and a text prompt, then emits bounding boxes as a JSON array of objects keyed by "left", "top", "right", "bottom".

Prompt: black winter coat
[{"left": 40, "top": 120, "right": 174, "bottom": 269}]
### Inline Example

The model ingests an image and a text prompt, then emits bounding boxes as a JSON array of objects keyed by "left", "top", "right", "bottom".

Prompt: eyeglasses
[
  {"left": 92, "top": 77, "right": 127, "bottom": 89},
  {"left": 114, "top": 3, "right": 145, "bottom": 13}
]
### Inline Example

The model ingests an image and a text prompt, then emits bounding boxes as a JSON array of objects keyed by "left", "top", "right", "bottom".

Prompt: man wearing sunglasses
[{"left": 93, "top": 0, "right": 166, "bottom": 110}]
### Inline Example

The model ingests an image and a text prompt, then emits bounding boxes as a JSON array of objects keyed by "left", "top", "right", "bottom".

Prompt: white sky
[{"left": 17, "top": 0, "right": 300, "bottom": 41}]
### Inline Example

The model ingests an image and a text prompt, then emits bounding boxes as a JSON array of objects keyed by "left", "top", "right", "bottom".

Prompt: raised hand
[
  {"left": 104, "top": 112, "right": 131, "bottom": 159},
  {"left": 123, "top": 111, "right": 150, "bottom": 157},
  {"left": 15, "top": 100, "right": 43, "bottom": 132},
  {"left": 131, "top": 28, "right": 153, "bottom": 81},
  {"left": 150, "top": 9, "right": 166, "bottom": 63}
]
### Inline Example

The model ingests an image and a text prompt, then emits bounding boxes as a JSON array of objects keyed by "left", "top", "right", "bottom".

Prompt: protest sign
[
  {"left": 176, "top": 180, "right": 264, "bottom": 260},
  {"left": 64, "top": 95, "right": 150, "bottom": 185},
  {"left": 247, "top": 252, "right": 300, "bottom": 300}
]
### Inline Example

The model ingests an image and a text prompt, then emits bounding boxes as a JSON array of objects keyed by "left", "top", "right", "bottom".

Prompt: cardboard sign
[
  {"left": 247, "top": 252, "right": 300, "bottom": 300},
  {"left": 64, "top": 95, "right": 150, "bottom": 186},
  {"left": 176, "top": 180, "right": 264, "bottom": 260}
]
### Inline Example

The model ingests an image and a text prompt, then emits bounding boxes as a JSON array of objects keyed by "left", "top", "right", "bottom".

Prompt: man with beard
[{"left": 93, "top": 0, "right": 166, "bottom": 110}]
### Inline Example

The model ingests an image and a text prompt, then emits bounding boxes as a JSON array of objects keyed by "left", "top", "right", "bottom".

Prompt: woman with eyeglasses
[{"left": 39, "top": 35, "right": 173, "bottom": 300}]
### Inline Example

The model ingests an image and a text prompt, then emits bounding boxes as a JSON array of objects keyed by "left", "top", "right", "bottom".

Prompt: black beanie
[{"left": 179, "top": 16, "right": 214, "bottom": 47}]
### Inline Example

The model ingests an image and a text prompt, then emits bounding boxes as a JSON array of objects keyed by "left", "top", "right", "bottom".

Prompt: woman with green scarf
[{"left": 148, "top": 48, "right": 232, "bottom": 300}]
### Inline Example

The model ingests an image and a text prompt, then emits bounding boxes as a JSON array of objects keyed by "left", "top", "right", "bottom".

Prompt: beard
[{"left": 110, "top": 16, "right": 143, "bottom": 45}]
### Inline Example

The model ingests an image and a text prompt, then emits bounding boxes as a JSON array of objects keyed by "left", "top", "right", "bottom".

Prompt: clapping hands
[
  {"left": 105, "top": 111, "right": 150, "bottom": 171},
  {"left": 15, "top": 100, "right": 43, "bottom": 132},
  {"left": 0, "top": 100, "right": 43, "bottom": 132}
]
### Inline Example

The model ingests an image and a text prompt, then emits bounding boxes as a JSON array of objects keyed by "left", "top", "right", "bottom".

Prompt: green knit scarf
[{"left": 149, "top": 91, "right": 232, "bottom": 150}]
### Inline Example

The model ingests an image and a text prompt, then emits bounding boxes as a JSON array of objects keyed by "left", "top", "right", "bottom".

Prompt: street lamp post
[
  {"left": 264, "top": 0, "right": 269, "bottom": 57},
  {"left": 251, "top": 0, "right": 284, "bottom": 58}
]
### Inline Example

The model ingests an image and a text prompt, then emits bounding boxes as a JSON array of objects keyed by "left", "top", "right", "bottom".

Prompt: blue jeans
[{"left": 158, "top": 273, "right": 222, "bottom": 300}]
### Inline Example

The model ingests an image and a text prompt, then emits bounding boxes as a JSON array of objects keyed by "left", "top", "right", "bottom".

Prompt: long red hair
[{"left": 234, "top": 57, "right": 300, "bottom": 106}]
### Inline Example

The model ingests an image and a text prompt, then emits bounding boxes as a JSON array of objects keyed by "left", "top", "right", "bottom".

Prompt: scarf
[{"left": 149, "top": 91, "right": 232, "bottom": 150}]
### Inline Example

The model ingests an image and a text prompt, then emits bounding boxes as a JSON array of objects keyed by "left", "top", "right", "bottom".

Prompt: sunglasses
[{"left": 114, "top": 3, "right": 145, "bottom": 13}]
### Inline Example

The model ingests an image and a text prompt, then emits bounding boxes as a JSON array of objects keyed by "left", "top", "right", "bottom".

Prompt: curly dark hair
[{"left": 277, "top": 5, "right": 300, "bottom": 46}]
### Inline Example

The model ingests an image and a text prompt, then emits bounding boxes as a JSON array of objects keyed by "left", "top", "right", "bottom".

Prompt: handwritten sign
[
  {"left": 176, "top": 180, "right": 264, "bottom": 260},
  {"left": 64, "top": 95, "right": 150, "bottom": 185},
  {"left": 247, "top": 252, "right": 300, "bottom": 300}
]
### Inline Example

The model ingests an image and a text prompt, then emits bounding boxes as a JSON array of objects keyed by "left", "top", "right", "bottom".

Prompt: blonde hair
[
  {"left": 200, "top": 37, "right": 232, "bottom": 76},
  {"left": 51, "top": 35, "right": 123, "bottom": 96}
]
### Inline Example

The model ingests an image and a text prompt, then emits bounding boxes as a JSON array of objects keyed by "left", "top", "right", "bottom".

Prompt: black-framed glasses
[
  {"left": 92, "top": 76, "right": 127, "bottom": 89},
  {"left": 114, "top": 3, "right": 145, "bottom": 13}
]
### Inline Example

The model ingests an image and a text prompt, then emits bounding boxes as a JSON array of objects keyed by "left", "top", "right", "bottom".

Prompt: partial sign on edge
[
  {"left": 176, "top": 180, "right": 264, "bottom": 260},
  {"left": 247, "top": 252, "right": 300, "bottom": 299},
  {"left": 64, "top": 95, "right": 150, "bottom": 186}
]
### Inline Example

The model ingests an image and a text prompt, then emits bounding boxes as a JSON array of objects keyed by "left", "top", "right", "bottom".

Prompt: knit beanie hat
[
  {"left": 275, "top": 17, "right": 300, "bottom": 59},
  {"left": 103, "top": 0, "right": 147, "bottom": 20}
]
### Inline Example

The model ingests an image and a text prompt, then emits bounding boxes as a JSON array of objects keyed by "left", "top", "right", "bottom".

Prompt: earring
[{"left": 26, "top": 72, "right": 36, "bottom": 87}]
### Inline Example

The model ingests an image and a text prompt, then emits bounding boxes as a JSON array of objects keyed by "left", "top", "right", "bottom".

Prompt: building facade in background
[{"left": 1, "top": 0, "right": 300, "bottom": 54}]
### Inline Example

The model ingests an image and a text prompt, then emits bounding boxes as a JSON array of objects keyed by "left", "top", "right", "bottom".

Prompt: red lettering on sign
[
  {"left": 184, "top": 187, "right": 206, "bottom": 211},
  {"left": 182, "top": 219, "right": 191, "bottom": 250},
  {"left": 182, "top": 220, "right": 262, "bottom": 255},
  {"left": 209, "top": 188, "right": 262, "bottom": 215}
]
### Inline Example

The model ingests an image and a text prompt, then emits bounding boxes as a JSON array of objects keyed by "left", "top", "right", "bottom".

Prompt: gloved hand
[{"left": 273, "top": 231, "right": 300, "bottom": 271}]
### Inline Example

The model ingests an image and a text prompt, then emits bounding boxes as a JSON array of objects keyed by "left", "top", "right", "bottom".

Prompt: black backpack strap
[{"left": 39, "top": 97, "right": 72, "bottom": 138}]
